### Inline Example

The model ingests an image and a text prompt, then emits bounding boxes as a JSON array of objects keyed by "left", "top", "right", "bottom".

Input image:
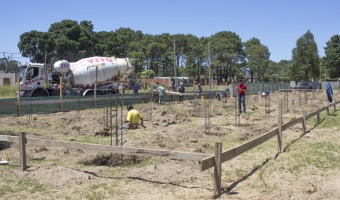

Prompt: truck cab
[{"left": 18, "top": 63, "right": 49, "bottom": 96}]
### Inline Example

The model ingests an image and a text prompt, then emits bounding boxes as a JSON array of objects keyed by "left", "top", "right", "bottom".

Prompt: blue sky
[{"left": 1, "top": 0, "right": 339, "bottom": 63}]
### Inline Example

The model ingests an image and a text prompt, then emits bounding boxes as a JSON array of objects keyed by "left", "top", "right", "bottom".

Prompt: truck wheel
[{"left": 31, "top": 88, "right": 48, "bottom": 97}]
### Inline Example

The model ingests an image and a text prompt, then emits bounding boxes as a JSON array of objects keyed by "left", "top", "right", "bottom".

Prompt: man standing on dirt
[
  {"left": 133, "top": 83, "right": 139, "bottom": 95},
  {"left": 237, "top": 79, "right": 247, "bottom": 113},
  {"left": 168, "top": 82, "right": 176, "bottom": 101},
  {"left": 125, "top": 105, "right": 144, "bottom": 129},
  {"left": 197, "top": 83, "right": 203, "bottom": 100},
  {"left": 178, "top": 81, "right": 185, "bottom": 103},
  {"left": 156, "top": 83, "right": 165, "bottom": 104}
]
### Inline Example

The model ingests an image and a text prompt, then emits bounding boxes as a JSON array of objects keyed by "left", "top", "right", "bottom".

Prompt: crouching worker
[
  {"left": 124, "top": 105, "right": 144, "bottom": 129},
  {"left": 214, "top": 90, "right": 224, "bottom": 101}
]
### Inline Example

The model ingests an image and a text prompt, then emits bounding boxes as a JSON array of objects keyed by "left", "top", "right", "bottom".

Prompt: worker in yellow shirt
[{"left": 125, "top": 104, "right": 144, "bottom": 129}]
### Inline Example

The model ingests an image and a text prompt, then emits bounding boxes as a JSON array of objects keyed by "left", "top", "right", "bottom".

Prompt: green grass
[
  {"left": 0, "top": 129, "right": 18, "bottom": 136},
  {"left": 317, "top": 112, "right": 340, "bottom": 129},
  {"left": 306, "top": 142, "right": 340, "bottom": 168},
  {"left": 131, "top": 156, "right": 162, "bottom": 168},
  {"left": 84, "top": 190, "right": 105, "bottom": 200},
  {"left": 223, "top": 107, "right": 340, "bottom": 191},
  {"left": 285, "top": 142, "right": 340, "bottom": 175},
  {"left": 282, "top": 110, "right": 340, "bottom": 175},
  {"left": 0, "top": 85, "right": 16, "bottom": 98},
  {"left": 0, "top": 178, "right": 47, "bottom": 196}
]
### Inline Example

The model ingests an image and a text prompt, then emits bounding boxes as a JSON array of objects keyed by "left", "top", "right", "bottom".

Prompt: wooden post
[
  {"left": 19, "top": 132, "right": 27, "bottom": 171},
  {"left": 143, "top": 77, "right": 146, "bottom": 94},
  {"left": 252, "top": 83, "right": 254, "bottom": 95},
  {"left": 230, "top": 84, "right": 234, "bottom": 98},
  {"left": 94, "top": 65, "right": 98, "bottom": 107},
  {"left": 298, "top": 90, "right": 301, "bottom": 107},
  {"left": 287, "top": 86, "right": 289, "bottom": 111},
  {"left": 278, "top": 99, "right": 283, "bottom": 153},
  {"left": 115, "top": 94, "right": 119, "bottom": 146},
  {"left": 327, "top": 103, "right": 330, "bottom": 115},
  {"left": 193, "top": 82, "right": 196, "bottom": 101},
  {"left": 235, "top": 96, "right": 237, "bottom": 125},
  {"left": 317, "top": 110, "right": 320, "bottom": 123},
  {"left": 120, "top": 90, "right": 124, "bottom": 147},
  {"left": 302, "top": 110, "right": 306, "bottom": 134},
  {"left": 59, "top": 76, "right": 63, "bottom": 112},
  {"left": 214, "top": 142, "right": 222, "bottom": 196},
  {"left": 94, "top": 83, "right": 97, "bottom": 107},
  {"left": 17, "top": 77, "right": 20, "bottom": 116},
  {"left": 334, "top": 103, "right": 336, "bottom": 112},
  {"left": 205, "top": 79, "right": 208, "bottom": 100},
  {"left": 235, "top": 96, "right": 239, "bottom": 126}
]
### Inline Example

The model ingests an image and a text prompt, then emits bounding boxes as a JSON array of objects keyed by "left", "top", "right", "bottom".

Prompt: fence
[
  {"left": 0, "top": 94, "right": 149, "bottom": 116},
  {"left": 0, "top": 133, "right": 211, "bottom": 171},
  {"left": 200, "top": 99, "right": 339, "bottom": 195},
  {"left": 0, "top": 82, "right": 290, "bottom": 117},
  {"left": 0, "top": 98, "right": 338, "bottom": 196}
]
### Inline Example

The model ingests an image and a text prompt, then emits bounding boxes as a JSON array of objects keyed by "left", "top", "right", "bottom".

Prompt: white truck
[{"left": 18, "top": 56, "right": 132, "bottom": 97}]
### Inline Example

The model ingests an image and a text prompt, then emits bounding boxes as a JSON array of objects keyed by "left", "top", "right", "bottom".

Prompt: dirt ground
[{"left": 1, "top": 90, "right": 340, "bottom": 199}]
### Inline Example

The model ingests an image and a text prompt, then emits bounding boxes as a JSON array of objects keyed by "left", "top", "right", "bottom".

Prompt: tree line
[{"left": 4, "top": 19, "right": 339, "bottom": 83}]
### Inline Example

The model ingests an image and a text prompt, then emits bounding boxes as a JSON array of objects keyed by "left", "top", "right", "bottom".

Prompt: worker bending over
[{"left": 125, "top": 105, "right": 144, "bottom": 129}]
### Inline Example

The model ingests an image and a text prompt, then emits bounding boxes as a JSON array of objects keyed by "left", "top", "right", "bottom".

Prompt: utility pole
[
  {"left": 174, "top": 39, "right": 177, "bottom": 87},
  {"left": 208, "top": 43, "right": 211, "bottom": 93}
]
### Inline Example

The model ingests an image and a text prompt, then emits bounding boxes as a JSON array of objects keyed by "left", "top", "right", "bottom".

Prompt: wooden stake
[
  {"left": 278, "top": 99, "right": 282, "bottom": 153},
  {"left": 60, "top": 77, "right": 63, "bottom": 112},
  {"left": 302, "top": 110, "right": 306, "bottom": 134},
  {"left": 17, "top": 77, "right": 20, "bottom": 116},
  {"left": 327, "top": 103, "right": 330, "bottom": 115},
  {"left": 19, "top": 132, "right": 27, "bottom": 171},
  {"left": 214, "top": 142, "right": 222, "bottom": 196}
]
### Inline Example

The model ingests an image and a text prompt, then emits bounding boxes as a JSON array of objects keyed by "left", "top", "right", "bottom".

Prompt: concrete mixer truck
[{"left": 18, "top": 56, "right": 133, "bottom": 97}]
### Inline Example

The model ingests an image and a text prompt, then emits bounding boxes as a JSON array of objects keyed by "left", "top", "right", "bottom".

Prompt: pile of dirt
[{"left": 81, "top": 153, "right": 151, "bottom": 167}]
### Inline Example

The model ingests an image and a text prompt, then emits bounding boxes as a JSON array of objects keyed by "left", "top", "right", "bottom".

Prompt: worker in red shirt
[{"left": 237, "top": 79, "right": 247, "bottom": 113}]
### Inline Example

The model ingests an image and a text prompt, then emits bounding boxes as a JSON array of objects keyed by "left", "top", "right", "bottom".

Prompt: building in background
[{"left": 0, "top": 72, "right": 15, "bottom": 86}]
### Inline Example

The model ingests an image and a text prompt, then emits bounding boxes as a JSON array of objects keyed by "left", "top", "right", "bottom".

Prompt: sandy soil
[{"left": 1, "top": 90, "right": 340, "bottom": 199}]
